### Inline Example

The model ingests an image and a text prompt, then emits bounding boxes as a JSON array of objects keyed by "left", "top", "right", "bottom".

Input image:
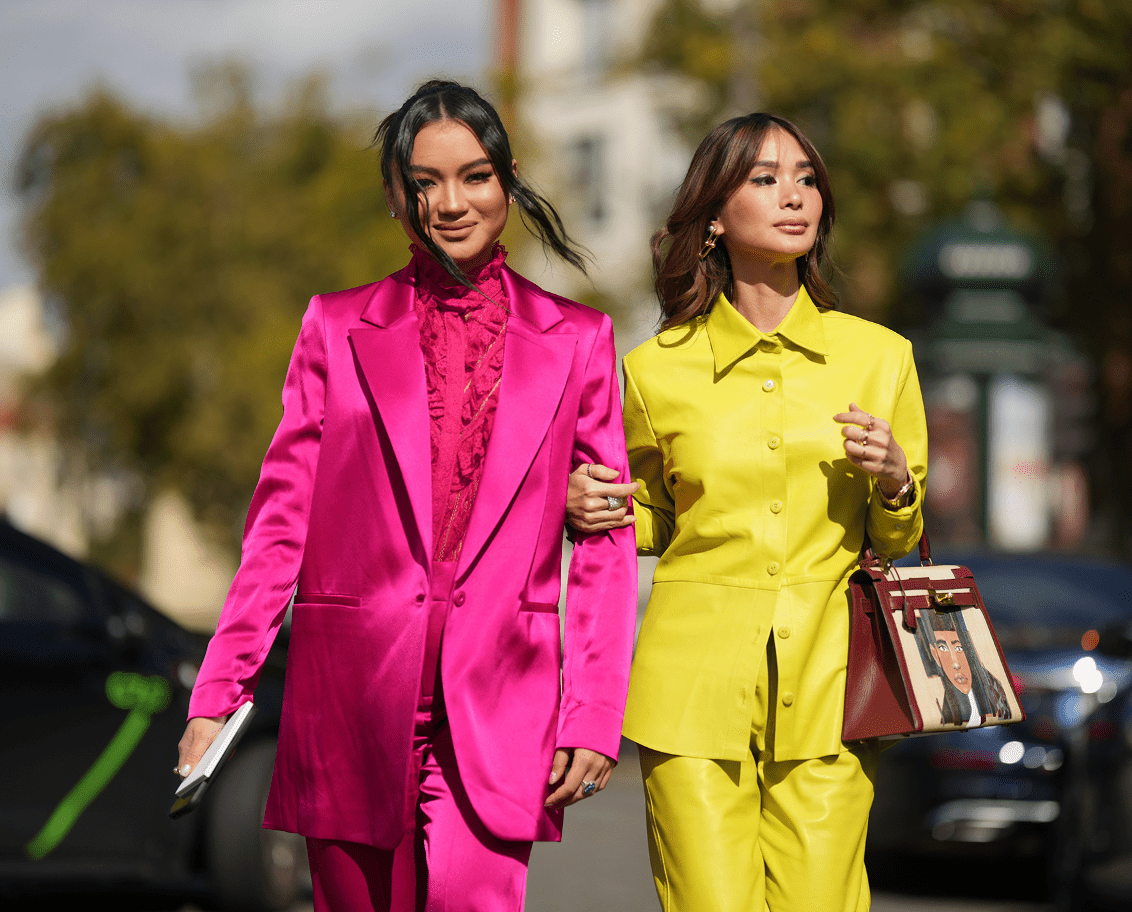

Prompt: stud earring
[
  {"left": 389, "top": 210, "right": 397, "bottom": 218},
  {"left": 699, "top": 224, "right": 719, "bottom": 259}
]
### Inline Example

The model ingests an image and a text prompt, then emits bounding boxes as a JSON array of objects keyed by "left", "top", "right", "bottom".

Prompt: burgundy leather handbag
[{"left": 843, "top": 533, "right": 1025, "bottom": 741}]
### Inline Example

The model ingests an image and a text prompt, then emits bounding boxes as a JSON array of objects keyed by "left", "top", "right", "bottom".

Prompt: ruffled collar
[{"left": 411, "top": 243, "right": 508, "bottom": 315}]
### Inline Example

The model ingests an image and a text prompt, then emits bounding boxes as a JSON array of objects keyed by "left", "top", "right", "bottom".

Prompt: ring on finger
[
  {"left": 607, "top": 495, "right": 626, "bottom": 510},
  {"left": 586, "top": 463, "right": 594, "bottom": 479},
  {"left": 866, "top": 413, "right": 875, "bottom": 432},
  {"left": 582, "top": 780, "right": 598, "bottom": 797},
  {"left": 860, "top": 430, "right": 869, "bottom": 447}
]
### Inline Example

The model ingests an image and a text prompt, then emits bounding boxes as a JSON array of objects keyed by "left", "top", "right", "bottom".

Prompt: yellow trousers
[{"left": 638, "top": 644, "right": 879, "bottom": 912}]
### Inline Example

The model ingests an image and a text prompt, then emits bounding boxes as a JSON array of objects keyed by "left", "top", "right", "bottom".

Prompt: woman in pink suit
[{"left": 175, "top": 80, "right": 637, "bottom": 912}]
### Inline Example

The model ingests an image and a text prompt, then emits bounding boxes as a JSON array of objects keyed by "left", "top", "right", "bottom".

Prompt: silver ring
[
  {"left": 582, "top": 780, "right": 598, "bottom": 796},
  {"left": 606, "top": 495, "right": 626, "bottom": 510},
  {"left": 860, "top": 431, "right": 869, "bottom": 447}
]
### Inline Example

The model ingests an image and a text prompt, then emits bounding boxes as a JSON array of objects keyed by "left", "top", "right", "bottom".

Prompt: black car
[
  {"left": 867, "top": 551, "right": 1132, "bottom": 890},
  {"left": 0, "top": 520, "right": 306, "bottom": 909},
  {"left": 1056, "top": 621, "right": 1132, "bottom": 911}
]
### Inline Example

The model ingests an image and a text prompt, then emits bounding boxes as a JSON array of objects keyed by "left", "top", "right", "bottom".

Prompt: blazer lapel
[
  {"left": 348, "top": 269, "right": 433, "bottom": 557},
  {"left": 460, "top": 270, "right": 576, "bottom": 571}
]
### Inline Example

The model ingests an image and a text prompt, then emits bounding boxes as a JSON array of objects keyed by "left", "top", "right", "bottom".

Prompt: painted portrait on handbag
[{"left": 911, "top": 608, "right": 1017, "bottom": 727}]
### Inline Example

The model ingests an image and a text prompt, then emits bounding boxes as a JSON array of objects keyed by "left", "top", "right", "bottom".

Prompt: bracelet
[{"left": 878, "top": 473, "right": 914, "bottom": 510}]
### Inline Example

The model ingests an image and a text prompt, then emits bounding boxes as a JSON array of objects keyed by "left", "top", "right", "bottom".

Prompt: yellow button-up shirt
[{"left": 622, "top": 288, "right": 928, "bottom": 762}]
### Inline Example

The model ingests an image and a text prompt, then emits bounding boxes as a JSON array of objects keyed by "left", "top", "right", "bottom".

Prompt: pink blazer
[{"left": 188, "top": 262, "right": 636, "bottom": 849}]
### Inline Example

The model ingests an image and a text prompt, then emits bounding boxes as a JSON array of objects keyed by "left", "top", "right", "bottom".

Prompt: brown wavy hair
[{"left": 652, "top": 114, "right": 838, "bottom": 329}]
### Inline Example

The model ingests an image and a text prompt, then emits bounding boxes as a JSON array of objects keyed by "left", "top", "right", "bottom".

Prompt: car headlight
[{"left": 1073, "top": 656, "right": 1104, "bottom": 694}]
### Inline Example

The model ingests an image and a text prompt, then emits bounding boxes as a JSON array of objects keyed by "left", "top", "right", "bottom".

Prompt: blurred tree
[
  {"left": 15, "top": 68, "right": 408, "bottom": 569},
  {"left": 642, "top": 0, "right": 1132, "bottom": 551}
]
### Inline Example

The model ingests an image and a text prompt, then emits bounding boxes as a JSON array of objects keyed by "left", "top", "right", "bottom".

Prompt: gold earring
[{"left": 699, "top": 224, "right": 718, "bottom": 259}]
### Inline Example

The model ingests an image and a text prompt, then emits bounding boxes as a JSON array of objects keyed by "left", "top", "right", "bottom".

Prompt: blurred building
[
  {"left": 0, "top": 284, "right": 88, "bottom": 554},
  {"left": 0, "top": 283, "right": 233, "bottom": 629},
  {"left": 905, "top": 202, "right": 1092, "bottom": 553},
  {"left": 501, "top": 0, "right": 700, "bottom": 353}
]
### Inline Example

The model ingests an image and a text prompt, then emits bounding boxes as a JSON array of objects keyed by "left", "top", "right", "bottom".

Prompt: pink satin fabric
[
  {"left": 189, "top": 260, "right": 637, "bottom": 851},
  {"left": 306, "top": 704, "right": 531, "bottom": 912},
  {"left": 306, "top": 558, "right": 531, "bottom": 912}
]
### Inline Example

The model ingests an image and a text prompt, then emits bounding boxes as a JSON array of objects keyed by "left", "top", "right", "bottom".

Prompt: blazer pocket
[
  {"left": 519, "top": 600, "right": 560, "bottom": 615},
  {"left": 294, "top": 593, "right": 361, "bottom": 608}
]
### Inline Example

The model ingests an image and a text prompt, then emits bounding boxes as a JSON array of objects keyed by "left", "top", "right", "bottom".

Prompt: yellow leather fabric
[
  {"left": 622, "top": 287, "right": 928, "bottom": 761},
  {"left": 639, "top": 739, "right": 878, "bottom": 912}
]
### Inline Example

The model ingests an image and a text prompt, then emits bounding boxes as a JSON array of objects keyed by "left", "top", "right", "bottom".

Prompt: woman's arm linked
[
  {"left": 175, "top": 295, "right": 328, "bottom": 778},
  {"left": 547, "top": 313, "right": 638, "bottom": 807}
]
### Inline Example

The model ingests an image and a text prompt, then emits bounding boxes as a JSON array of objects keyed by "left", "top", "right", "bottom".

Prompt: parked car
[
  {"left": 1054, "top": 620, "right": 1132, "bottom": 911},
  {"left": 0, "top": 520, "right": 305, "bottom": 910},
  {"left": 867, "top": 551, "right": 1132, "bottom": 889}
]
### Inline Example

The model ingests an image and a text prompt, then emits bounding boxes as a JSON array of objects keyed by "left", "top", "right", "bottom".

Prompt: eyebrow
[
  {"left": 752, "top": 159, "right": 814, "bottom": 169},
  {"left": 409, "top": 158, "right": 493, "bottom": 176}
]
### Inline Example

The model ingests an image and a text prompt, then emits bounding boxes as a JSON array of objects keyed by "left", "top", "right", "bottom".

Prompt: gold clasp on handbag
[{"left": 928, "top": 585, "right": 955, "bottom": 608}]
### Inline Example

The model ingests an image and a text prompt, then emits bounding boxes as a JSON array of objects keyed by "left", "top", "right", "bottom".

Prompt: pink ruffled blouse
[{"left": 412, "top": 244, "right": 510, "bottom": 562}]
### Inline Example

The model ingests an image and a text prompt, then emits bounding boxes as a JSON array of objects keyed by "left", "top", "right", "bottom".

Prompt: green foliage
[
  {"left": 642, "top": 0, "right": 1131, "bottom": 322},
  {"left": 16, "top": 70, "right": 410, "bottom": 556},
  {"left": 641, "top": 0, "right": 1132, "bottom": 549}
]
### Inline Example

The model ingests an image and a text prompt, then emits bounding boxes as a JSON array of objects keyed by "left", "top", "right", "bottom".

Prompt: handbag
[{"left": 842, "top": 532, "right": 1025, "bottom": 741}]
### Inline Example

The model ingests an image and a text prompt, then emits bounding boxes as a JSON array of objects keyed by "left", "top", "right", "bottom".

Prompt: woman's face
[
  {"left": 933, "top": 630, "right": 973, "bottom": 694},
  {"left": 712, "top": 128, "right": 822, "bottom": 268},
  {"left": 389, "top": 119, "right": 511, "bottom": 270}
]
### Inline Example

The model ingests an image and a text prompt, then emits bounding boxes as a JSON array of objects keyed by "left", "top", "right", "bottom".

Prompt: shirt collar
[{"left": 706, "top": 285, "right": 828, "bottom": 373}]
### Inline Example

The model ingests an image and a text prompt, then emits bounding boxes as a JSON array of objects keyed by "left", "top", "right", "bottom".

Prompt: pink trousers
[{"left": 304, "top": 562, "right": 534, "bottom": 912}]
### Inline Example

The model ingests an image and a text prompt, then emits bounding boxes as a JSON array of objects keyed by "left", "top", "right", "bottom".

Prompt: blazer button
[
  {"left": 768, "top": 436, "right": 781, "bottom": 450},
  {"left": 782, "top": 692, "right": 795, "bottom": 707},
  {"left": 454, "top": 591, "right": 466, "bottom": 606},
  {"left": 770, "top": 500, "right": 783, "bottom": 514},
  {"left": 762, "top": 379, "right": 776, "bottom": 392},
  {"left": 777, "top": 625, "right": 790, "bottom": 639}
]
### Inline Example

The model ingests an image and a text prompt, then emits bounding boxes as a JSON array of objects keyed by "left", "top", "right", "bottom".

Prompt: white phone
[{"left": 169, "top": 701, "right": 257, "bottom": 817}]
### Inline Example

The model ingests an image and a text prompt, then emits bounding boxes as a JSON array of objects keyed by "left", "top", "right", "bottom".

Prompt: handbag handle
[{"left": 860, "top": 529, "right": 933, "bottom": 569}]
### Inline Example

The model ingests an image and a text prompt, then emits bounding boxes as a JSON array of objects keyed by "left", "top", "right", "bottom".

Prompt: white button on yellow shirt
[{"left": 622, "top": 287, "right": 928, "bottom": 762}]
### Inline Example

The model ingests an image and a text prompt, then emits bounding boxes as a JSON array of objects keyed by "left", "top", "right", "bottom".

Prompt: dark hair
[
  {"left": 652, "top": 113, "right": 837, "bottom": 330},
  {"left": 373, "top": 80, "right": 587, "bottom": 286}
]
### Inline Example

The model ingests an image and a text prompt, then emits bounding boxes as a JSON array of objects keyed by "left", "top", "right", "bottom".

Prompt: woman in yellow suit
[{"left": 568, "top": 113, "right": 928, "bottom": 912}]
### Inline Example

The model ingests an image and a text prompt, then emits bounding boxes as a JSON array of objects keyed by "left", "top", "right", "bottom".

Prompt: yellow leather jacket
[{"left": 622, "top": 287, "right": 928, "bottom": 761}]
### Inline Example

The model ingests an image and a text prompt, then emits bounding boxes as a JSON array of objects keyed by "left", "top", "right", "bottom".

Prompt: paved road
[
  {"left": 183, "top": 741, "right": 1051, "bottom": 911},
  {"left": 8, "top": 742, "right": 1049, "bottom": 912},
  {"left": 522, "top": 742, "right": 1051, "bottom": 912}
]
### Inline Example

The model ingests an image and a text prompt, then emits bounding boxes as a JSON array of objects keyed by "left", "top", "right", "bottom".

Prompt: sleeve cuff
[
  {"left": 188, "top": 679, "right": 254, "bottom": 721},
  {"left": 556, "top": 702, "right": 626, "bottom": 762}
]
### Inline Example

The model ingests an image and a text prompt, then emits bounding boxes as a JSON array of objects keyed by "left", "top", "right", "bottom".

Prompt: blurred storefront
[{"left": 905, "top": 201, "right": 1091, "bottom": 552}]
